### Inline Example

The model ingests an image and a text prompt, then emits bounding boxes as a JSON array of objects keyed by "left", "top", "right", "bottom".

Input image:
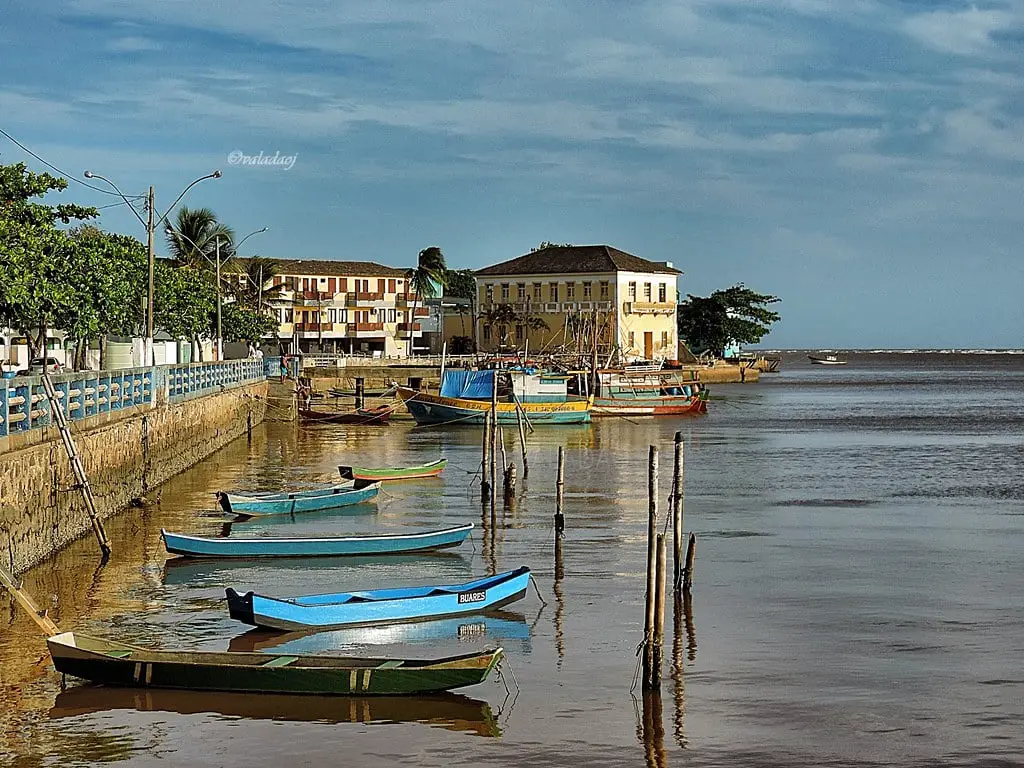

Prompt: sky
[{"left": 1, "top": 0, "right": 1022, "bottom": 349}]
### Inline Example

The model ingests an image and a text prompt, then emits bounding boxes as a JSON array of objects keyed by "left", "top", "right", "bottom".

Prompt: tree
[
  {"left": 530, "top": 241, "right": 573, "bottom": 251},
  {"left": 479, "top": 302, "right": 548, "bottom": 348},
  {"left": 220, "top": 301, "right": 278, "bottom": 344},
  {"left": 224, "top": 256, "right": 284, "bottom": 313},
  {"left": 153, "top": 262, "right": 217, "bottom": 354},
  {"left": 406, "top": 246, "right": 447, "bottom": 355},
  {"left": 165, "top": 207, "right": 235, "bottom": 270},
  {"left": 443, "top": 268, "right": 476, "bottom": 299},
  {"left": 677, "top": 283, "right": 780, "bottom": 356}
]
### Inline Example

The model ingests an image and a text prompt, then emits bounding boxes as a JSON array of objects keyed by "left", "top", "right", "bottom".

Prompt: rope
[{"left": 529, "top": 574, "right": 549, "bottom": 607}]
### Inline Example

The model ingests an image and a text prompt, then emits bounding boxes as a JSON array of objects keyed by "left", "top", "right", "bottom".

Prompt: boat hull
[
  {"left": 396, "top": 387, "right": 590, "bottom": 425},
  {"left": 227, "top": 567, "right": 531, "bottom": 631},
  {"left": 591, "top": 395, "right": 707, "bottom": 416},
  {"left": 299, "top": 406, "right": 391, "bottom": 425},
  {"left": 47, "top": 632, "right": 501, "bottom": 696},
  {"left": 338, "top": 459, "right": 448, "bottom": 481},
  {"left": 161, "top": 524, "right": 474, "bottom": 559},
  {"left": 218, "top": 480, "right": 380, "bottom": 516}
]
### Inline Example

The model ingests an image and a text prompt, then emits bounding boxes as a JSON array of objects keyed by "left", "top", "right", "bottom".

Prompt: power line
[{"left": 0, "top": 126, "right": 145, "bottom": 199}]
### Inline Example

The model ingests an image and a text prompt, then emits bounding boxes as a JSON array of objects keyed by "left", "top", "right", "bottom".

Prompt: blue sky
[{"left": 1, "top": 0, "right": 1022, "bottom": 348}]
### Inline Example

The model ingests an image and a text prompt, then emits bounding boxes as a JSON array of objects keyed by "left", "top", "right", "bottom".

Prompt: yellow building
[
  {"left": 473, "top": 245, "right": 680, "bottom": 362},
  {"left": 263, "top": 260, "right": 426, "bottom": 357}
]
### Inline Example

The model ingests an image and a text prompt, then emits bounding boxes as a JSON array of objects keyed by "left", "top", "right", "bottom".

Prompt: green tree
[
  {"left": 479, "top": 303, "right": 548, "bottom": 348},
  {"left": 220, "top": 301, "right": 278, "bottom": 343},
  {"left": 530, "top": 241, "right": 573, "bottom": 251},
  {"left": 443, "top": 268, "right": 476, "bottom": 299},
  {"left": 153, "top": 262, "right": 217, "bottom": 356},
  {"left": 677, "top": 284, "right": 780, "bottom": 356},
  {"left": 406, "top": 246, "right": 447, "bottom": 355},
  {"left": 165, "top": 207, "right": 234, "bottom": 270},
  {"left": 224, "top": 256, "right": 284, "bottom": 313}
]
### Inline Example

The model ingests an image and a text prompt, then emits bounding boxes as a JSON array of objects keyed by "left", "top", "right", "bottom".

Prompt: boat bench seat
[
  {"left": 376, "top": 660, "right": 403, "bottom": 669},
  {"left": 105, "top": 650, "right": 133, "bottom": 659},
  {"left": 263, "top": 656, "right": 299, "bottom": 667}
]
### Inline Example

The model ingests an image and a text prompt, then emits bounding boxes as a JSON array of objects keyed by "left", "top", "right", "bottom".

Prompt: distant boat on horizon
[{"left": 808, "top": 354, "right": 848, "bottom": 366}]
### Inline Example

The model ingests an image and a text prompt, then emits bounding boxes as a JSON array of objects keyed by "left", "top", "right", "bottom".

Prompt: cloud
[
  {"left": 903, "top": 6, "right": 1020, "bottom": 56},
  {"left": 105, "top": 35, "right": 162, "bottom": 52}
]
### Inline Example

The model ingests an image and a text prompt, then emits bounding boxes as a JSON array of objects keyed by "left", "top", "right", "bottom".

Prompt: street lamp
[
  {"left": 83, "top": 169, "right": 221, "bottom": 365},
  {"left": 165, "top": 226, "right": 267, "bottom": 361}
]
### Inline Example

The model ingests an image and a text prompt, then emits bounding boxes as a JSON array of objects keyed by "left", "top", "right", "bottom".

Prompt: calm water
[{"left": 2, "top": 352, "right": 1023, "bottom": 767}]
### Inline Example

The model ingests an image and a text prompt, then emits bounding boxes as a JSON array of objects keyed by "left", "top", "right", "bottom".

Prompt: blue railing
[{"left": 0, "top": 360, "right": 268, "bottom": 437}]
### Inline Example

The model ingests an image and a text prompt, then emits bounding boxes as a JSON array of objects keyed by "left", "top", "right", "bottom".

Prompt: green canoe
[{"left": 338, "top": 458, "right": 448, "bottom": 481}]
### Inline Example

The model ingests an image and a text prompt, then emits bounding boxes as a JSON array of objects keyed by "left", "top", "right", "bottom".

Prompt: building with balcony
[
  {"left": 263, "top": 259, "right": 427, "bottom": 357},
  {"left": 473, "top": 245, "right": 681, "bottom": 362}
]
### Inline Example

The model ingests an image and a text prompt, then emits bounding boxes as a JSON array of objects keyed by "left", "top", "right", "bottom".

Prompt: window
[
  {"left": 485, "top": 285, "right": 494, "bottom": 303},
  {"left": 328, "top": 309, "right": 336, "bottom": 322},
  {"left": 517, "top": 283, "right": 526, "bottom": 301},
  {"left": 600, "top": 281, "right": 609, "bottom": 299},
  {"left": 339, "top": 309, "right": 348, "bottom": 323},
  {"left": 658, "top": 283, "right": 667, "bottom": 303},
  {"left": 549, "top": 282, "right": 559, "bottom": 302},
  {"left": 533, "top": 283, "right": 542, "bottom": 300},
  {"left": 499, "top": 325, "right": 509, "bottom": 342},
  {"left": 566, "top": 282, "right": 575, "bottom": 299},
  {"left": 583, "top": 282, "right": 591, "bottom": 298},
  {"left": 643, "top": 283, "right": 652, "bottom": 301},
  {"left": 501, "top": 283, "right": 510, "bottom": 301},
  {"left": 628, "top": 282, "right": 636, "bottom": 300},
  {"left": 515, "top": 325, "right": 524, "bottom": 342},
  {"left": 388, "top": 308, "right": 397, "bottom": 322},
  {"left": 628, "top": 331, "right": 635, "bottom": 349},
  {"left": 483, "top": 325, "right": 491, "bottom": 341},
  {"left": 661, "top": 331, "right": 669, "bottom": 349},
  {"left": 285, "top": 308, "right": 294, "bottom": 322}
]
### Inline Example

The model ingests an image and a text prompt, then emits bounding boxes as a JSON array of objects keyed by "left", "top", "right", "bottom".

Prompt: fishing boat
[
  {"left": 396, "top": 369, "right": 591, "bottom": 426},
  {"left": 216, "top": 479, "right": 381, "bottom": 516},
  {"left": 588, "top": 364, "right": 708, "bottom": 416},
  {"left": 808, "top": 354, "right": 847, "bottom": 365},
  {"left": 50, "top": 687, "right": 501, "bottom": 736},
  {"left": 46, "top": 632, "right": 503, "bottom": 696},
  {"left": 299, "top": 405, "right": 391, "bottom": 425},
  {"left": 161, "top": 523, "right": 474, "bottom": 559},
  {"left": 338, "top": 458, "right": 448, "bottom": 481},
  {"left": 226, "top": 567, "right": 531, "bottom": 631}
]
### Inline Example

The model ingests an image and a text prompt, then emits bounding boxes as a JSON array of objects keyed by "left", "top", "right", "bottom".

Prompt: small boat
[
  {"left": 808, "top": 354, "right": 848, "bottom": 366},
  {"left": 328, "top": 387, "right": 391, "bottom": 399},
  {"left": 50, "top": 687, "right": 501, "bottom": 736},
  {"left": 161, "top": 523, "right": 474, "bottom": 559},
  {"left": 216, "top": 479, "right": 380, "bottom": 516},
  {"left": 299, "top": 405, "right": 391, "bottom": 425},
  {"left": 46, "top": 632, "right": 502, "bottom": 696},
  {"left": 589, "top": 366, "right": 708, "bottom": 417},
  {"left": 226, "top": 566, "right": 531, "bottom": 631},
  {"left": 338, "top": 458, "right": 448, "bottom": 482}
]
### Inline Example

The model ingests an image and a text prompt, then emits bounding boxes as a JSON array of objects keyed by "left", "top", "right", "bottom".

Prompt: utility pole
[
  {"left": 146, "top": 186, "right": 155, "bottom": 365},
  {"left": 216, "top": 237, "right": 223, "bottom": 361}
]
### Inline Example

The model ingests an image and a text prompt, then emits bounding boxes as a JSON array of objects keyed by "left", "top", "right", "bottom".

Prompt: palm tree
[
  {"left": 225, "top": 256, "right": 284, "bottom": 314},
  {"left": 406, "top": 246, "right": 447, "bottom": 356},
  {"left": 165, "top": 207, "right": 235, "bottom": 271}
]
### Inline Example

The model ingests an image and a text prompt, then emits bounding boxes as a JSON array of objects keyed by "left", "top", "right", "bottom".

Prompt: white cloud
[
  {"left": 904, "top": 6, "right": 1019, "bottom": 56},
  {"left": 105, "top": 35, "right": 162, "bottom": 52}
]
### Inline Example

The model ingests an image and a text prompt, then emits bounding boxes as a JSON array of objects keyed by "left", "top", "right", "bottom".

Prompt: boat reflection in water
[
  {"left": 228, "top": 610, "right": 532, "bottom": 655},
  {"left": 50, "top": 687, "right": 500, "bottom": 737}
]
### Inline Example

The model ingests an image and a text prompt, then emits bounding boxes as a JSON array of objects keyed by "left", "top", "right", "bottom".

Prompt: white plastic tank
[{"left": 104, "top": 340, "right": 134, "bottom": 370}]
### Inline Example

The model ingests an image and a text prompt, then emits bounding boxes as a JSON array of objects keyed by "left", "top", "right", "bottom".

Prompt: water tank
[{"left": 104, "top": 340, "right": 134, "bottom": 370}]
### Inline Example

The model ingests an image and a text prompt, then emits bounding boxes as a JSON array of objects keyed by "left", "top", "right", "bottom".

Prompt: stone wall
[{"left": 0, "top": 380, "right": 267, "bottom": 574}]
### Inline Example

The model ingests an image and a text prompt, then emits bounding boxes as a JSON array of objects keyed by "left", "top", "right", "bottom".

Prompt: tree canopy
[
  {"left": 677, "top": 284, "right": 781, "bottom": 356},
  {"left": 406, "top": 246, "right": 447, "bottom": 354},
  {"left": 443, "top": 268, "right": 476, "bottom": 299}
]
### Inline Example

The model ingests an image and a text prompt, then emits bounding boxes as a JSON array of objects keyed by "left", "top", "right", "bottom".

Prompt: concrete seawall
[{"left": 0, "top": 379, "right": 268, "bottom": 574}]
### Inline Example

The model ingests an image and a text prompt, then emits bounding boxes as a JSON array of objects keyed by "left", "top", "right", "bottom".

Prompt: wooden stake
[
  {"left": 672, "top": 431, "right": 684, "bottom": 589},
  {"left": 498, "top": 426, "right": 508, "bottom": 486},
  {"left": 683, "top": 533, "right": 696, "bottom": 592},
  {"left": 555, "top": 446, "right": 565, "bottom": 536},
  {"left": 504, "top": 462, "right": 517, "bottom": 501},
  {"left": 480, "top": 410, "right": 491, "bottom": 503},
  {"left": 652, "top": 534, "right": 667, "bottom": 687},
  {"left": 515, "top": 403, "right": 529, "bottom": 477},
  {"left": 0, "top": 564, "right": 60, "bottom": 636},
  {"left": 489, "top": 376, "right": 498, "bottom": 511},
  {"left": 642, "top": 445, "right": 659, "bottom": 689}
]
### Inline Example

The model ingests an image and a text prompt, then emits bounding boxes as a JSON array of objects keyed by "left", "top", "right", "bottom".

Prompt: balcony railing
[
  {"left": 396, "top": 322, "right": 422, "bottom": 332},
  {"left": 347, "top": 322, "right": 385, "bottom": 333},
  {"left": 346, "top": 292, "right": 385, "bottom": 306},
  {"left": 624, "top": 301, "right": 675, "bottom": 315},
  {"left": 294, "top": 322, "right": 328, "bottom": 332}
]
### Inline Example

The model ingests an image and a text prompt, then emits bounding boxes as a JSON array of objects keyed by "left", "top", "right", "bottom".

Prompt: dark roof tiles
[{"left": 475, "top": 245, "right": 681, "bottom": 277}]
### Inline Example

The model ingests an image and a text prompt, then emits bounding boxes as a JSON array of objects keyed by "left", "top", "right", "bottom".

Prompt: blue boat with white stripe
[
  {"left": 225, "top": 567, "right": 531, "bottom": 631},
  {"left": 161, "top": 523, "right": 474, "bottom": 559},
  {"left": 216, "top": 479, "right": 380, "bottom": 516}
]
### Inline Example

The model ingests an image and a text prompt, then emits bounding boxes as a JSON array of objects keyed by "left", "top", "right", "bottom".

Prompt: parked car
[{"left": 29, "top": 357, "right": 62, "bottom": 374}]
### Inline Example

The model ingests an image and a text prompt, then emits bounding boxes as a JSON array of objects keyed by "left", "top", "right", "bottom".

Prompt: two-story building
[
  {"left": 473, "top": 245, "right": 680, "bottom": 362},
  {"left": 264, "top": 260, "right": 428, "bottom": 357}
]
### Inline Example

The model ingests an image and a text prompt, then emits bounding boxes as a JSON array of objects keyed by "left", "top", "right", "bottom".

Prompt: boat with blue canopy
[
  {"left": 225, "top": 567, "right": 531, "bottom": 631},
  {"left": 161, "top": 524, "right": 474, "bottom": 559},
  {"left": 216, "top": 479, "right": 380, "bottom": 516}
]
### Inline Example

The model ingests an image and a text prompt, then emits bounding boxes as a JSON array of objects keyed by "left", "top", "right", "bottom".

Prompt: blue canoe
[
  {"left": 225, "top": 567, "right": 531, "bottom": 631},
  {"left": 217, "top": 479, "right": 380, "bottom": 515},
  {"left": 161, "top": 524, "right": 474, "bottom": 559}
]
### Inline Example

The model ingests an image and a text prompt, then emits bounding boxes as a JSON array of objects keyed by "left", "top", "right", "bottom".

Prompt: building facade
[
  {"left": 473, "top": 245, "right": 680, "bottom": 362},
  {"left": 261, "top": 260, "right": 427, "bottom": 357}
]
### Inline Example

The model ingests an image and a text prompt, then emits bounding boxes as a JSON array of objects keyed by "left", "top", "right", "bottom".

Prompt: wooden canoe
[
  {"left": 299, "top": 405, "right": 391, "bottom": 425},
  {"left": 338, "top": 459, "right": 448, "bottom": 481},
  {"left": 161, "top": 523, "right": 474, "bottom": 559},
  {"left": 216, "top": 479, "right": 380, "bottom": 516},
  {"left": 226, "top": 567, "right": 531, "bottom": 631},
  {"left": 47, "top": 632, "right": 503, "bottom": 696}
]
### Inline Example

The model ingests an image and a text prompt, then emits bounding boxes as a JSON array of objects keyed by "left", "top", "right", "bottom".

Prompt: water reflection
[
  {"left": 635, "top": 690, "right": 667, "bottom": 768},
  {"left": 50, "top": 687, "right": 501, "bottom": 737},
  {"left": 670, "top": 590, "right": 696, "bottom": 750},
  {"left": 553, "top": 536, "right": 565, "bottom": 667}
]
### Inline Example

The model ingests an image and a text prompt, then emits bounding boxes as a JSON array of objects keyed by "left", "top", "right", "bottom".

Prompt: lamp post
[
  {"left": 165, "top": 226, "right": 267, "bottom": 361},
  {"left": 83, "top": 170, "right": 221, "bottom": 365}
]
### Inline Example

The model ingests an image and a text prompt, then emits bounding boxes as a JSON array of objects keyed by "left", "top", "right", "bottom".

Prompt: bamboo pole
[
  {"left": 480, "top": 410, "right": 491, "bottom": 503},
  {"left": 489, "top": 374, "right": 498, "bottom": 510},
  {"left": 0, "top": 565, "right": 60, "bottom": 636},
  {"left": 504, "top": 462, "right": 517, "bottom": 501},
  {"left": 652, "top": 534, "right": 667, "bottom": 687},
  {"left": 515, "top": 402, "right": 529, "bottom": 477},
  {"left": 499, "top": 426, "right": 509, "bottom": 488},
  {"left": 672, "top": 431, "right": 684, "bottom": 589},
  {"left": 555, "top": 445, "right": 565, "bottom": 536},
  {"left": 642, "top": 445, "right": 659, "bottom": 689},
  {"left": 683, "top": 533, "right": 696, "bottom": 592}
]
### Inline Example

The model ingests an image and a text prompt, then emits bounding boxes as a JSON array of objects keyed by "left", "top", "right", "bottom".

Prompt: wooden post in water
[
  {"left": 489, "top": 376, "right": 498, "bottom": 511},
  {"left": 683, "top": 532, "right": 696, "bottom": 592},
  {"left": 672, "top": 431, "right": 684, "bottom": 589},
  {"left": 652, "top": 534, "right": 668, "bottom": 687},
  {"left": 642, "top": 445, "right": 659, "bottom": 690},
  {"left": 515, "top": 404, "right": 529, "bottom": 477},
  {"left": 554, "top": 446, "right": 565, "bottom": 537},
  {"left": 481, "top": 410, "right": 491, "bottom": 503},
  {"left": 354, "top": 377, "right": 365, "bottom": 410},
  {"left": 499, "top": 427, "right": 509, "bottom": 485},
  {"left": 504, "top": 462, "right": 517, "bottom": 502}
]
